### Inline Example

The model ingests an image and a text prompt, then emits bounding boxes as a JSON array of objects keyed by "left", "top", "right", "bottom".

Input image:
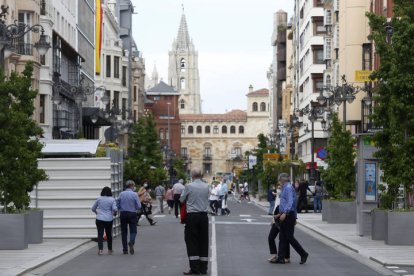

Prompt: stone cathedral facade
[{"left": 150, "top": 12, "right": 269, "bottom": 181}]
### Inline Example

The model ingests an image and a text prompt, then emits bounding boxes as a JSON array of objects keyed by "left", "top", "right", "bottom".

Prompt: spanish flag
[{"left": 95, "top": 0, "right": 103, "bottom": 74}]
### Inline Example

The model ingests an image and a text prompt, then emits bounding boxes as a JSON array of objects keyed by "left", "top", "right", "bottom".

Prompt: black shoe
[
  {"left": 150, "top": 221, "right": 157, "bottom": 226},
  {"left": 123, "top": 250, "right": 128, "bottom": 255},
  {"left": 300, "top": 253, "right": 309, "bottom": 264},
  {"left": 271, "top": 258, "right": 285, "bottom": 264},
  {"left": 128, "top": 242, "right": 134, "bottom": 255},
  {"left": 183, "top": 270, "right": 200, "bottom": 275}
]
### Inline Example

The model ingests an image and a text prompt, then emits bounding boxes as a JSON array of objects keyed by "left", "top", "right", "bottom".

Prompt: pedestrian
[
  {"left": 220, "top": 179, "right": 230, "bottom": 215},
  {"left": 137, "top": 181, "right": 157, "bottom": 226},
  {"left": 180, "top": 168, "right": 209, "bottom": 275},
  {"left": 243, "top": 181, "right": 251, "bottom": 202},
  {"left": 297, "top": 180, "right": 312, "bottom": 213},
  {"left": 91, "top": 186, "right": 118, "bottom": 255},
  {"left": 165, "top": 185, "right": 174, "bottom": 214},
  {"left": 313, "top": 181, "right": 323, "bottom": 213},
  {"left": 273, "top": 173, "right": 309, "bottom": 264},
  {"left": 155, "top": 183, "right": 166, "bottom": 213},
  {"left": 173, "top": 179, "right": 186, "bottom": 218},
  {"left": 216, "top": 180, "right": 224, "bottom": 215},
  {"left": 267, "top": 184, "right": 277, "bottom": 215},
  {"left": 116, "top": 180, "right": 141, "bottom": 255},
  {"left": 209, "top": 182, "right": 219, "bottom": 215}
]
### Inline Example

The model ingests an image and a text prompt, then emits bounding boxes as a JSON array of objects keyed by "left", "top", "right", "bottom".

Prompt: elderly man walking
[
  {"left": 117, "top": 180, "right": 141, "bottom": 255},
  {"left": 273, "top": 173, "right": 309, "bottom": 264},
  {"left": 172, "top": 179, "right": 185, "bottom": 218},
  {"left": 180, "top": 168, "right": 209, "bottom": 275}
]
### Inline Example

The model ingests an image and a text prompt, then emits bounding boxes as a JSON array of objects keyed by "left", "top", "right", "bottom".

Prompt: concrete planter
[
  {"left": 386, "top": 211, "right": 414, "bottom": 245},
  {"left": 322, "top": 200, "right": 356, "bottom": 224},
  {"left": 371, "top": 209, "right": 387, "bottom": 240},
  {"left": 26, "top": 209, "right": 44, "bottom": 244},
  {"left": 0, "top": 213, "right": 28, "bottom": 249}
]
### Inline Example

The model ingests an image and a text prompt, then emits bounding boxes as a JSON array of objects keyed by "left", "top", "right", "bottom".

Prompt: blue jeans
[
  {"left": 268, "top": 200, "right": 275, "bottom": 215},
  {"left": 314, "top": 195, "right": 322, "bottom": 213},
  {"left": 120, "top": 211, "right": 137, "bottom": 252}
]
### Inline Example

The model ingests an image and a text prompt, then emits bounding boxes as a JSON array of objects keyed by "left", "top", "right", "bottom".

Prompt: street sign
[
  {"left": 355, "top": 70, "right": 373, "bottom": 82},
  {"left": 248, "top": 155, "right": 257, "bottom": 169},
  {"left": 316, "top": 147, "right": 328, "bottom": 160},
  {"left": 243, "top": 162, "right": 248, "bottom": 170}
]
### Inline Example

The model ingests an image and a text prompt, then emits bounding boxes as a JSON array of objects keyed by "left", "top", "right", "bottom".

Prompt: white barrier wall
[{"left": 30, "top": 157, "right": 121, "bottom": 238}]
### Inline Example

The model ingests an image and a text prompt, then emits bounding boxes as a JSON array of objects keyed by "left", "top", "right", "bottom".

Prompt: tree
[
  {"left": 124, "top": 115, "right": 165, "bottom": 187},
  {"left": 367, "top": 1, "right": 414, "bottom": 208},
  {"left": 0, "top": 63, "right": 47, "bottom": 213},
  {"left": 321, "top": 113, "right": 356, "bottom": 199},
  {"left": 262, "top": 160, "right": 306, "bottom": 191}
]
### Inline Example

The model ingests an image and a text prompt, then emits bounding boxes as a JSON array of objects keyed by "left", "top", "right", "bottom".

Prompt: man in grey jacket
[{"left": 180, "top": 168, "right": 209, "bottom": 275}]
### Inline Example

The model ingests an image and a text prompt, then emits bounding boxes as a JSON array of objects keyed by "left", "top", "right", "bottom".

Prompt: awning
[{"left": 40, "top": 139, "right": 101, "bottom": 156}]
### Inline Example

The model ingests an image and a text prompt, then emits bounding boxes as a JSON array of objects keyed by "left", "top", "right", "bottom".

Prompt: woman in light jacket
[{"left": 91, "top": 186, "right": 117, "bottom": 255}]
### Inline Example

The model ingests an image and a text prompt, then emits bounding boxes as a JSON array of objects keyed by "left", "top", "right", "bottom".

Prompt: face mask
[{"left": 144, "top": 184, "right": 148, "bottom": 188}]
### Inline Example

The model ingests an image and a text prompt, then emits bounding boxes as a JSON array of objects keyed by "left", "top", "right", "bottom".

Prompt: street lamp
[
  {"left": 0, "top": 5, "right": 51, "bottom": 64},
  {"left": 100, "top": 95, "right": 134, "bottom": 141}
]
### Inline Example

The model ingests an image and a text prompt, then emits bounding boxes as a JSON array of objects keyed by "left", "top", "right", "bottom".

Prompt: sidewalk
[
  {"left": 0, "top": 239, "right": 93, "bottom": 276},
  {"left": 251, "top": 197, "right": 414, "bottom": 267}
]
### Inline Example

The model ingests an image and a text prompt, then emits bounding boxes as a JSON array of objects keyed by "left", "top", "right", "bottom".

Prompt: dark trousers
[
  {"left": 297, "top": 196, "right": 308, "bottom": 212},
  {"left": 185, "top": 213, "right": 209, "bottom": 274},
  {"left": 174, "top": 194, "right": 181, "bottom": 217},
  {"left": 209, "top": 200, "right": 217, "bottom": 214},
  {"left": 120, "top": 211, "right": 138, "bottom": 252},
  {"left": 96, "top": 219, "right": 113, "bottom": 250},
  {"left": 278, "top": 213, "right": 307, "bottom": 259},
  {"left": 137, "top": 203, "right": 154, "bottom": 224},
  {"left": 268, "top": 223, "right": 279, "bottom": 255}
]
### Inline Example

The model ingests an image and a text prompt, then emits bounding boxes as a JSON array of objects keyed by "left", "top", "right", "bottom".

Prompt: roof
[
  {"left": 40, "top": 139, "right": 101, "bottom": 156},
  {"left": 180, "top": 109, "right": 247, "bottom": 122},
  {"left": 247, "top": 88, "right": 269, "bottom": 97},
  {"left": 146, "top": 80, "right": 178, "bottom": 94}
]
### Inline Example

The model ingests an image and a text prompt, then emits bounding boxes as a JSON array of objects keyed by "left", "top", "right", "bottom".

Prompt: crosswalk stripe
[{"left": 239, "top": 214, "right": 251, "bottom": 217}]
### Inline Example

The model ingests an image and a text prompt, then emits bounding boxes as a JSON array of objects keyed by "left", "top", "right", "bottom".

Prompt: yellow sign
[{"left": 355, "top": 70, "right": 373, "bottom": 82}]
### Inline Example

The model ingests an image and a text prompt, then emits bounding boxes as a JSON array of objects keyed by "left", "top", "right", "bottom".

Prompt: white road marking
[
  {"left": 240, "top": 219, "right": 256, "bottom": 223},
  {"left": 394, "top": 270, "right": 407, "bottom": 273},
  {"left": 215, "top": 221, "right": 269, "bottom": 225},
  {"left": 153, "top": 215, "right": 165, "bottom": 218},
  {"left": 239, "top": 214, "right": 251, "bottom": 217},
  {"left": 210, "top": 216, "right": 218, "bottom": 276},
  {"left": 386, "top": 266, "right": 399, "bottom": 269}
]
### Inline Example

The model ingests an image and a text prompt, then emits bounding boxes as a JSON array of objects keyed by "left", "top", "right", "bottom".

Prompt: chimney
[{"left": 248, "top": 84, "right": 253, "bottom": 93}]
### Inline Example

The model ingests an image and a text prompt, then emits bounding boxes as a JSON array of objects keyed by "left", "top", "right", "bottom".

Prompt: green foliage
[
  {"left": 262, "top": 159, "right": 306, "bottom": 191},
  {"left": 96, "top": 143, "right": 120, "bottom": 157},
  {"left": 124, "top": 115, "right": 165, "bottom": 186},
  {"left": 172, "top": 157, "right": 187, "bottom": 181},
  {"left": 367, "top": 2, "right": 414, "bottom": 208},
  {"left": 321, "top": 113, "right": 356, "bottom": 199},
  {"left": 0, "top": 63, "right": 48, "bottom": 213}
]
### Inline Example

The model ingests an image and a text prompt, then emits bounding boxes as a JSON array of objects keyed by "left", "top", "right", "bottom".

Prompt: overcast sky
[{"left": 133, "top": 0, "right": 294, "bottom": 114}]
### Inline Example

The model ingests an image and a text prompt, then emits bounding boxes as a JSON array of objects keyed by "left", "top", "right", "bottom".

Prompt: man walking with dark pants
[
  {"left": 274, "top": 173, "right": 309, "bottom": 265},
  {"left": 173, "top": 179, "right": 185, "bottom": 218},
  {"left": 180, "top": 168, "right": 209, "bottom": 275},
  {"left": 117, "top": 180, "right": 141, "bottom": 255}
]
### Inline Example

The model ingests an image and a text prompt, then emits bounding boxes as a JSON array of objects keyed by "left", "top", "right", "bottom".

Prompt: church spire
[{"left": 176, "top": 12, "right": 191, "bottom": 50}]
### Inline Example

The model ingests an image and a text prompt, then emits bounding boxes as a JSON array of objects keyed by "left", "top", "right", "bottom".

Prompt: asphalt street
[{"left": 34, "top": 198, "right": 398, "bottom": 276}]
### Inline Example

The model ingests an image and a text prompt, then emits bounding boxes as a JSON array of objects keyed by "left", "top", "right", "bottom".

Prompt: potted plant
[
  {"left": 0, "top": 63, "right": 48, "bottom": 249},
  {"left": 321, "top": 114, "right": 356, "bottom": 224}
]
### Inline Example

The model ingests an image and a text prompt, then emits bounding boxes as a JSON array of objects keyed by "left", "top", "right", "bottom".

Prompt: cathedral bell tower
[{"left": 168, "top": 12, "right": 201, "bottom": 114}]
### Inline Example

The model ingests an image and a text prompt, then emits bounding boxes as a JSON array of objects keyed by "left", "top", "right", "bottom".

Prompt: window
[
  {"left": 180, "top": 78, "right": 186, "bottom": 90},
  {"left": 105, "top": 90, "right": 110, "bottom": 110},
  {"left": 239, "top": 126, "right": 244, "bottom": 134},
  {"left": 122, "top": 66, "right": 127, "bottom": 86},
  {"left": 230, "top": 126, "right": 236, "bottom": 134},
  {"left": 362, "top": 43, "right": 372, "bottom": 70},
  {"left": 166, "top": 128, "right": 169, "bottom": 140},
  {"left": 313, "top": 17, "right": 325, "bottom": 35},
  {"left": 314, "top": 0, "right": 323, "bottom": 7},
  {"left": 114, "top": 56, "right": 120, "bottom": 78},
  {"left": 18, "top": 12, "right": 32, "bottom": 55},
  {"left": 234, "top": 147, "right": 242, "bottom": 156},
  {"left": 260, "top": 102, "right": 266, "bottom": 111},
  {"left": 252, "top": 102, "right": 258, "bottom": 112},
  {"left": 222, "top": 126, "right": 227, "bottom": 134},
  {"left": 39, "top": 94, "right": 45, "bottom": 123},
  {"left": 133, "top": 86, "right": 137, "bottom": 102},
  {"left": 324, "top": 37, "right": 332, "bottom": 60},
  {"left": 181, "top": 147, "right": 188, "bottom": 157},
  {"left": 205, "top": 126, "right": 211, "bottom": 134},
  {"left": 196, "top": 126, "right": 202, "bottom": 134},
  {"left": 106, "top": 55, "right": 111, "bottom": 78},
  {"left": 180, "top": 58, "right": 186, "bottom": 72},
  {"left": 188, "top": 126, "right": 194, "bottom": 134},
  {"left": 122, "top": 98, "right": 127, "bottom": 120},
  {"left": 312, "top": 74, "right": 324, "bottom": 92},
  {"left": 159, "top": 129, "right": 164, "bottom": 139},
  {"left": 180, "top": 99, "right": 185, "bottom": 109},
  {"left": 213, "top": 126, "right": 219, "bottom": 134},
  {"left": 113, "top": 91, "right": 120, "bottom": 110},
  {"left": 325, "top": 74, "right": 332, "bottom": 88},
  {"left": 204, "top": 147, "right": 212, "bottom": 157},
  {"left": 313, "top": 46, "right": 324, "bottom": 64}
]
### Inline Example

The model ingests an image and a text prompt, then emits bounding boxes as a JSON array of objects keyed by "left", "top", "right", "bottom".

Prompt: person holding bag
[
  {"left": 137, "top": 181, "right": 157, "bottom": 226},
  {"left": 91, "top": 186, "right": 118, "bottom": 255}
]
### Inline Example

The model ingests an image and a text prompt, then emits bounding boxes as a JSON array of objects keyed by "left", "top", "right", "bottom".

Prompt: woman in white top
[{"left": 209, "top": 183, "right": 219, "bottom": 215}]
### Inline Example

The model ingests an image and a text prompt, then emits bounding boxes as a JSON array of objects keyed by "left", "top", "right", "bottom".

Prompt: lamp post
[
  {"left": 0, "top": 5, "right": 51, "bottom": 65},
  {"left": 167, "top": 102, "right": 171, "bottom": 152}
]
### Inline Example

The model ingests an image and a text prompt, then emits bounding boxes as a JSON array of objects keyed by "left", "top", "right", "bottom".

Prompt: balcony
[
  {"left": 13, "top": 43, "right": 33, "bottom": 56},
  {"left": 203, "top": 154, "right": 212, "bottom": 162}
]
